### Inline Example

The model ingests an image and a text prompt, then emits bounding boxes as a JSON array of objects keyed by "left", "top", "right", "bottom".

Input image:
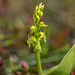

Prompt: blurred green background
[{"left": 0, "top": 0, "right": 75, "bottom": 75}]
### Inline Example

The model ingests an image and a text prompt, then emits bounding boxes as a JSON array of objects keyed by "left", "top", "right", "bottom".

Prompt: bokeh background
[{"left": 0, "top": 0, "right": 75, "bottom": 75}]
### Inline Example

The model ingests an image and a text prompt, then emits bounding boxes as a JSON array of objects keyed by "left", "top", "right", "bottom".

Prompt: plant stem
[{"left": 35, "top": 50, "right": 43, "bottom": 75}]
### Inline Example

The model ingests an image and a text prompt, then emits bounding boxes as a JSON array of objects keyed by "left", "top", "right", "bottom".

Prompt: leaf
[{"left": 44, "top": 44, "right": 75, "bottom": 75}]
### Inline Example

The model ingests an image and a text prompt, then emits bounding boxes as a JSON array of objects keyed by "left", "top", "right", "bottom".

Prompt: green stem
[{"left": 35, "top": 50, "right": 43, "bottom": 75}]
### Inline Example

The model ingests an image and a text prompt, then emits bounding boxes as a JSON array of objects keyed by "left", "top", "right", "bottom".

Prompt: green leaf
[{"left": 44, "top": 44, "right": 75, "bottom": 75}]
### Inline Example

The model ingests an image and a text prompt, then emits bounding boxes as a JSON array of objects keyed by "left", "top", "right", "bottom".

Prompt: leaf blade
[{"left": 44, "top": 44, "right": 75, "bottom": 75}]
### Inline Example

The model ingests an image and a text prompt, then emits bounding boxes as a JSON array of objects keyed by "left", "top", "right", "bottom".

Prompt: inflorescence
[{"left": 27, "top": 3, "right": 47, "bottom": 52}]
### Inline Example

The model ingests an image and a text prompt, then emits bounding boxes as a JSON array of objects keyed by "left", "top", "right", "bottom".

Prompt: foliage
[{"left": 44, "top": 45, "right": 75, "bottom": 75}]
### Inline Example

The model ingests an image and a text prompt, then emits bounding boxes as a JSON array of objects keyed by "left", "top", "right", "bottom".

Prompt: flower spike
[{"left": 27, "top": 3, "right": 47, "bottom": 52}]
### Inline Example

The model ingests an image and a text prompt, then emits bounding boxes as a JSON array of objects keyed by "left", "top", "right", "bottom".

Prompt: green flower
[
  {"left": 27, "top": 3, "right": 47, "bottom": 52},
  {"left": 30, "top": 26, "right": 37, "bottom": 33},
  {"left": 33, "top": 3, "right": 44, "bottom": 25},
  {"left": 39, "top": 22, "right": 47, "bottom": 27},
  {"left": 39, "top": 31, "right": 46, "bottom": 42}
]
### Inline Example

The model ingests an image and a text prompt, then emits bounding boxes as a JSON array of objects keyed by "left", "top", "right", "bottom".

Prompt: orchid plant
[
  {"left": 27, "top": 3, "right": 47, "bottom": 75},
  {"left": 27, "top": 2, "right": 75, "bottom": 75}
]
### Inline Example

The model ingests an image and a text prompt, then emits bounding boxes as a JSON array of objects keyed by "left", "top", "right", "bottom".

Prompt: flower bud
[
  {"left": 39, "top": 31, "right": 44, "bottom": 38},
  {"left": 39, "top": 22, "right": 47, "bottom": 27},
  {"left": 40, "top": 12, "right": 43, "bottom": 17},
  {"left": 36, "top": 15, "right": 40, "bottom": 23},
  {"left": 37, "top": 10, "right": 43, "bottom": 18},
  {"left": 36, "top": 15, "right": 40, "bottom": 20},
  {"left": 35, "top": 5, "right": 38, "bottom": 10},
  {"left": 40, "top": 22, "right": 44, "bottom": 25},
  {"left": 40, "top": 5, "right": 44, "bottom": 10},
  {"left": 31, "top": 36, "right": 36, "bottom": 42},
  {"left": 35, "top": 43, "right": 41, "bottom": 51},
  {"left": 30, "top": 26, "right": 36, "bottom": 30},
  {"left": 39, "top": 31, "right": 46, "bottom": 42},
  {"left": 39, "top": 3, "right": 44, "bottom": 10},
  {"left": 39, "top": 31, "right": 44, "bottom": 35},
  {"left": 30, "top": 26, "right": 37, "bottom": 32}
]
